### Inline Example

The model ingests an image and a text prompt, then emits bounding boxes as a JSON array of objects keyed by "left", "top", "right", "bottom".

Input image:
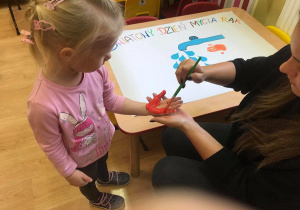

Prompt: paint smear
[{"left": 207, "top": 44, "right": 227, "bottom": 54}]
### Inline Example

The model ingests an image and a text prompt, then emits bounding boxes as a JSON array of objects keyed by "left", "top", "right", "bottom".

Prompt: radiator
[{"left": 276, "top": 0, "right": 300, "bottom": 36}]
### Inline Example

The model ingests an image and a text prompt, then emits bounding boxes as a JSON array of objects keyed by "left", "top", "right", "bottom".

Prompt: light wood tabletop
[{"left": 104, "top": 7, "right": 286, "bottom": 177}]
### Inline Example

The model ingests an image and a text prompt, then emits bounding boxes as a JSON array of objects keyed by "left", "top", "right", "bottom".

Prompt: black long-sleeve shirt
[{"left": 204, "top": 45, "right": 300, "bottom": 209}]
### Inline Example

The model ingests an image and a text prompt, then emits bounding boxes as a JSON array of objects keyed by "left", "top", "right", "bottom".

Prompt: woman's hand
[
  {"left": 176, "top": 59, "right": 206, "bottom": 86},
  {"left": 146, "top": 90, "right": 183, "bottom": 114},
  {"left": 150, "top": 108, "right": 194, "bottom": 130},
  {"left": 151, "top": 108, "right": 224, "bottom": 160},
  {"left": 65, "top": 169, "right": 93, "bottom": 187}
]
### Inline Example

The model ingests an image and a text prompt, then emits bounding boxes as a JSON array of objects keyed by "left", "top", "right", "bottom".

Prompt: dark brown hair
[{"left": 232, "top": 77, "right": 300, "bottom": 168}]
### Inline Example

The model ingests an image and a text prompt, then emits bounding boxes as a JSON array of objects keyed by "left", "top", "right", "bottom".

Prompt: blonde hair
[{"left": 25, "top": 0, "right": 124, "bottom": 67}]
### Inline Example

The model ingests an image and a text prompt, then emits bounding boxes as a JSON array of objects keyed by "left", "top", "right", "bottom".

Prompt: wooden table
[{"left": 105, "top": 7, "right": 286, "bottom": 177}]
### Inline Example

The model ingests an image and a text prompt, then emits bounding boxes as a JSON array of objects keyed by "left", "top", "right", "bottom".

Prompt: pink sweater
[{"left": 27, "top": 66, "right": 125, "bottom": 177}]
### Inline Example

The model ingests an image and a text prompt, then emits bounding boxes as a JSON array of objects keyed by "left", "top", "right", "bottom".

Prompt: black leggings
[
  {"left": 77, "top": 152, "right": 109, "bottom": 201},
  {"left": 152, "top": 122, "right": 232, "bottom": 191}
]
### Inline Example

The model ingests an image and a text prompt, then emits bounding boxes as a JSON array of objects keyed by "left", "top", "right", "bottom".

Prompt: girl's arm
[
  {"left": 101, "top": 66, "right": 183, "bottom": 115},
  {"left": 120, "top": 94, "right": 182, "bottom": 116},
  {"left": 121, "top": 98, "right": 149, "bottom": 116}
]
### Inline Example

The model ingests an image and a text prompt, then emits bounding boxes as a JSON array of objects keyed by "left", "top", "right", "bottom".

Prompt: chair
[
  {"left": 125, "top": 16, "right": 158, "bottom": 25},
  {"left": 7, "top": 0, "right": 21, "bottom": 35},
  {"left": 123, "top": 0, "right": 160, "bottom": 19},
  {"left": 182, "top": 2, "right": 221, "bottom": 16},
  {"left": 160, "top": 0, "right": 209, "bottom": 19},
  {"left": 267, "top": 25, "right": 290, "bottom": 44}
]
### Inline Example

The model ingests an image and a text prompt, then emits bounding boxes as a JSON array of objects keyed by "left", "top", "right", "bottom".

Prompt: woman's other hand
[{"left": 150, "top": 108, "right": 194, "bottom": 130}]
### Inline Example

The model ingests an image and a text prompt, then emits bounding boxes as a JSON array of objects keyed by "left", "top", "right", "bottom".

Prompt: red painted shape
[
  {"left": 146, "top": 90, "right": 176, "bottom": 114},
  {"left": 207, "top": 44, "right": 227, "bottom": 53}
]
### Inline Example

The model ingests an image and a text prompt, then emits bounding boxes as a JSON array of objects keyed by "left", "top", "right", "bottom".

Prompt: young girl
[{"left": 25, "top": 0, "right": 182, "bottom": 209}]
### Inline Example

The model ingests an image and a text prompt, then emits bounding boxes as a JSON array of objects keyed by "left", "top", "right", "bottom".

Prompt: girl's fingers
[
  {"left": 146, "top": 96, "right": 152, "bottom": 102},
  {"left": 156, "top": 90, "right": 166, "bottom": 98},
  {"left": 169, "top": 103, "right": 182, "bottom": 109},
  {"left": 173, "top": 97, "right": 182, "bottom": 101},
  {"left": 173, "top": 100, "right": 183, "bottom": 105},
  {"left": 82, "top": 175, "right": 93, "bottom": 182}
]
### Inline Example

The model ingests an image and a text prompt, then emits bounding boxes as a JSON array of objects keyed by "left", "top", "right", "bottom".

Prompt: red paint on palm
[{"left": 146, "top": 90, "right": 176, "bottom": 114}]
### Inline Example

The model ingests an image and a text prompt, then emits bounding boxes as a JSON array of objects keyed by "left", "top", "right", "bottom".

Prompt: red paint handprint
[
  {"left": 146, "top": 90, "right": 176, "bottom": 114},
  {"left": 207, "top": 44, "right": 227, "bottom": 54}
]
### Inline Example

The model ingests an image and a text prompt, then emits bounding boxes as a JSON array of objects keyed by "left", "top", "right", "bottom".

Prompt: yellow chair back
[
  {"left": 267, "top": 25, "right": 291, "bottom": 44},
  {"left": 123, "top": 0, "right": 160, "bottom": 19}
]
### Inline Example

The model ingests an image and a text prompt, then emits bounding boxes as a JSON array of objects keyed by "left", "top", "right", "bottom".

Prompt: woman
[{"left": 151, "top": 19, "right": 300, "bottom": 209}]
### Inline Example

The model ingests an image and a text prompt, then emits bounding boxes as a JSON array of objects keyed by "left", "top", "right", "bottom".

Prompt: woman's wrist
[
  {"left": 181, "top": 119, "right": 198, "bottom": 133},
  {"left": 200, "top": 65, "right": 209, "bottom": 82}
]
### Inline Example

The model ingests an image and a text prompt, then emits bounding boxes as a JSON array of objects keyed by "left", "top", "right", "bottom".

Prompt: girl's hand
[
  {"left": 150, "top": 108, "right": 194, "bottom": 130},
  {"left": 146, "top": 90, "right": 182, "bottom": 114},
  {"left": 176, "top": 59, "right": 206, "bottom": 85},
  {"left": 65, "top": 169, "right": 93, "bottom": 187}
]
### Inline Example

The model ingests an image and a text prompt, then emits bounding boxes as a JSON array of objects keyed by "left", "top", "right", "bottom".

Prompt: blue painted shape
[
  {"left": 184, "top": 51, "right": 195, "bottom": 56},
  {"left": 171, "top": 53, "right": 179, "bottom": 60},
  {"left": 200, "top": 56, "right": 208, "bottom": 62},
  {"left": 173, "top": 62, "right": 179, "bottom": 69},
  {"left": 179, "top": 55, "right": 186, "bottom": 62},
  {"left": 190, "top": 57, "right": 198, "bottom": 61},
  {"left": 170, "top": 53, "right": 210, "bottom": 70},
  {"left": 178, "top": 34, "right": 225, "bottom": 51}
]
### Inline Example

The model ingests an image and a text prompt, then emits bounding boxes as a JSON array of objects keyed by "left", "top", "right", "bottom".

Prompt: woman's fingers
[
  {"left": 190, "top": 72, "right": 205, "bottom": 83},
  {"left": 176, "top": 59, "right": 196, "bottom": 84}
]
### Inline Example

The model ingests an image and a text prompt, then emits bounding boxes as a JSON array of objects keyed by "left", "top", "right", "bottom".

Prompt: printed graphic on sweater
[{"left": 59, "top": 93, "right": 97, "bottom": 161}]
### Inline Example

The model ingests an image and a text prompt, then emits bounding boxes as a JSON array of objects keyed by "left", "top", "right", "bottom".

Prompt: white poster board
[{"left": 109, "top": 11, "right": 277, "bottom": 103}]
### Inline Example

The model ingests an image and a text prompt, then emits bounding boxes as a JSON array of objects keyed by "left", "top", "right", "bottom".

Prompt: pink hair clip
[
  {"left": 34, "top": 20, "right": 55, "bottom": 31},
  {"left": 43, "top": 0, "right": 64, "bottom": 10},
  {"left": 21, "top": 30, "right": 34, "bottom": 45}
]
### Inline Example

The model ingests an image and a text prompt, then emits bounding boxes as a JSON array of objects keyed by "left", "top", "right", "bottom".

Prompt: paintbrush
[{"left": 163, "top": 56, "right": 202, "bottom": 113}]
